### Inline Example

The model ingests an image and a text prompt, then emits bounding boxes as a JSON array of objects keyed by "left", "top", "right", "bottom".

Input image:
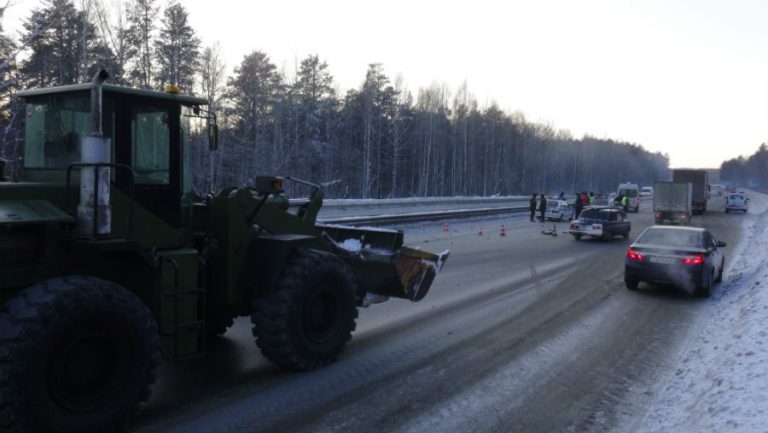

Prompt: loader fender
[{"left": 241, "top": 234, "right": 320, "bottom": 297}]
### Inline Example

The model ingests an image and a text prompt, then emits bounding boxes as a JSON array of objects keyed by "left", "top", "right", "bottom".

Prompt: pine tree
[
  {"left": 20, "top": 0, "right": 113, "bottom": 87},
  {"left": 225, "top": 50, "right": 282, "bottom": 182},
  {"left": 124, "top": 0, "right": 157, "bottom": 88},
  {"left": 154, "top": 2, "right": 199, "bottom": 91}
]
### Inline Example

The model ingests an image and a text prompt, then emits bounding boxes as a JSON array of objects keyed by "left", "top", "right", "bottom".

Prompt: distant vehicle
[
  {"left": 725, "top": 192, "right": 749, "bottom": 213},
  {"left": 592, "top": 193, "right": 612, "bottom": 206},
  {"left": 624, "top": 226, "right": 726, "bottom": 298},
  {"left": 545, "top": 199, "right": 574, "bottom": 221},
  {"left": 617, "top": 183, "right": 640, "bottom": 212},
  {"left": 568, "top": 207, "right": 631, "bottom": 241},
  {"left": 640, "top": 186, "right": 654, "bottom": 197},
  {"left": 672, "top": 169, "right": 709, "bottom": 214},
  {"left": 710, "top": 184, "right": 725, "bottom": 197},
  {"left": 653, "top": 181, "right": 692, "bottom": 225}
]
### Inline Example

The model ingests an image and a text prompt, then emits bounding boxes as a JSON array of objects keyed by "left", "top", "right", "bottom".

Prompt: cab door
[{"left": 114, "top": 97, "right": 184, "bottom": 227}]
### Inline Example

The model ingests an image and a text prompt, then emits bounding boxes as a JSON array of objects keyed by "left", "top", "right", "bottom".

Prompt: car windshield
[{"left": 637, "top": 229, "right": 703, "bottom": 248}]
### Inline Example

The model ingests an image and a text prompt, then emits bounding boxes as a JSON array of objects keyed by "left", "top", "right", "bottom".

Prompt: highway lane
[{"left": 134, "top": 196, "right": 746, "bottom": 432}]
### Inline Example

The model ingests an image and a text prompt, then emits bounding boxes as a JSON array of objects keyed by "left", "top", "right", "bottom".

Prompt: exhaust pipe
[{"left": 77, "top": 69, "right": 112, "bottom": 237}]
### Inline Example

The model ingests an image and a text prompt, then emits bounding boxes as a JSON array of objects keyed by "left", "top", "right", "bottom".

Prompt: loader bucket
[
  {"left": 317, "top": 224, "right": 449, "bottom": 302},
  {"left": 395, "top": 246, "right": 450, "bottom": 301}
]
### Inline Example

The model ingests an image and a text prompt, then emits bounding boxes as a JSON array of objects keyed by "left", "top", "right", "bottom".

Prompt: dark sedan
[
  {"left": 624, "top": 226, "right": 726, "bottom": 297},
  {"left": 568, "top": 207, "right": 631, "bottom": 241}
]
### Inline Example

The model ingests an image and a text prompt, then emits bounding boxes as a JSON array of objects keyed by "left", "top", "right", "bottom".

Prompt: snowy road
[{"left": 133, "top": 195, "right": 756, "bottom": 433}]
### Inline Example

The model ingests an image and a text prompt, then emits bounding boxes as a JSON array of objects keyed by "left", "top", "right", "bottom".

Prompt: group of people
[{"left": 528, "top": 191, "right": 628, "bottom": 223}]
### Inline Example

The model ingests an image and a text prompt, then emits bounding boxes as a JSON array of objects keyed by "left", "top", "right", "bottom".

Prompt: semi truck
[
  {"left": 653, "top": 181, "right": 692, "bottom": 225},
  {"left": 672, "top": 169, "right": 709, "bottom": 214}
]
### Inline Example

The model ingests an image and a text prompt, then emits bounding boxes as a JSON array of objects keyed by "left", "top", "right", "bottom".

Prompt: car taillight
[
  {"left": 655, "top": 213, "right": 661, "bottom": 219},
  {"left": 681, "top": 214, "right": 687, "bottom": 219},
  {"left": 627, "top": 248, "right": 645, "bottom": 261},
  {"left": 570, "top": 223, "right": 577, "bottom": 229},
  {"left": 682, "top": 255, "right": 704, "bottom": 265}
]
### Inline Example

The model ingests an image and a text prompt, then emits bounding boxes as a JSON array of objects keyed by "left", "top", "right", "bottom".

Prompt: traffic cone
[
  {"left": 500, "top": 224, "right": 507, "bottom": 237},
  {"left": 443, "top": 221, "right": 449, "bottom": 232},
  {"left": 478, "top": 227, "right": 484, "bottom": 236}
]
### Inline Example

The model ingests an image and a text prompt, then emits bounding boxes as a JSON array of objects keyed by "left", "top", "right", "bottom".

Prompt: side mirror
[
  {"left": 717, "top": 240, "right": 727, "bottom": 248},
  {"left": 208, "top": 123, "right": 219, "bottom": 151}
]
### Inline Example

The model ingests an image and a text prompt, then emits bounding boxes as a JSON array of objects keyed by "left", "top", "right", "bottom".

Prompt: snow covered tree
[{"left": 154, "top": 2, "right": 199, "bottom": 91}]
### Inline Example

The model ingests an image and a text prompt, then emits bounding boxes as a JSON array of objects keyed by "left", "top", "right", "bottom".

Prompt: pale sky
[{"left": 4, "top": 0, "right": 768, "bottom": 168}]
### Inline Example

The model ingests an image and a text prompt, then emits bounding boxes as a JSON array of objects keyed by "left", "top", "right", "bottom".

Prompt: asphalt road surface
[{"left": 134, "top": 196, "right": 749, "bottom": 433}]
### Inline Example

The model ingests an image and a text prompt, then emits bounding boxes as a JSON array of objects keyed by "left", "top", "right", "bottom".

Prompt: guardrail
[
  {"left": 319, "top": 206, "right": 529, "bottom": 226},
  {"left": 291, "top": 196, "right": 530, "bottom": 209}
]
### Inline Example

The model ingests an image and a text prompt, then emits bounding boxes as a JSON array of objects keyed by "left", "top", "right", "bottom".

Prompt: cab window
[
  {"left": 24, "top": 94, "right": 114, "bottom": 168},
  {"left": 131, "top": 106, "right": 170, "bottom": 184}
]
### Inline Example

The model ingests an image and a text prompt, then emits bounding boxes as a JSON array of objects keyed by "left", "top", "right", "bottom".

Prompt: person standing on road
[
  {"left": 529, "top": 193, "right": 537, "bottom": 222},
  {"left": 589, "top": 192, "right": 595, "bottom": 205},
  {"left": 539, "top": 194, "right": 547, "bottom": 222},
  {"left": 574, "top": 194, "right": 583, "bottom": 220}
]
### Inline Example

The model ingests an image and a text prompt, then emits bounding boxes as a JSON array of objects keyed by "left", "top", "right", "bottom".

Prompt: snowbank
[{"left": 633, "top": 192, "right": 768, "bottom": 432}]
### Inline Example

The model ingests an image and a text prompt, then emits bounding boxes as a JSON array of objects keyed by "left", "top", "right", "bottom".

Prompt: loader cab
[{"left": 18, "top": 83, "right": 215, "bottom": 228}]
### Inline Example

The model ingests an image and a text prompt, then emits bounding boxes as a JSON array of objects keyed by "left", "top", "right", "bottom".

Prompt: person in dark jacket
[
  {"left": 529, "top": 193, "right": 537, "bottom": 222},
  {"left": 539, "top": 194, "right": 547, "bottom": 222}
]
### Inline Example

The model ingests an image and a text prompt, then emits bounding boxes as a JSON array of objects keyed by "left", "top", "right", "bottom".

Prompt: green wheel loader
[{"left": 0, "top": 70, "right": 449, "bottom": 433}]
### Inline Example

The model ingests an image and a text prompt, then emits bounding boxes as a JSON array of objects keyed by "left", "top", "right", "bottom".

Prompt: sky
[{"left": 4, "top": 0, "right": 768, "bottom": 168}]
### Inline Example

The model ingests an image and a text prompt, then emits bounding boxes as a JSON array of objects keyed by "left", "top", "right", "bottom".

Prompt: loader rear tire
[
  {"left": 252, "top": 250, "right": 358, "bottom": 371},
  {"left": 0, "top": 276, "right": 160, "bottom": 433}
]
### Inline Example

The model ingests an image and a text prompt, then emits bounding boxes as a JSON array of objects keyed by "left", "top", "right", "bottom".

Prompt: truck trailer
[
  {"left": 653, "top": 181, "right": 693, "bottom": 225},
  {"left": 672, "top": 169, "right": 709, "bottom": 214}
]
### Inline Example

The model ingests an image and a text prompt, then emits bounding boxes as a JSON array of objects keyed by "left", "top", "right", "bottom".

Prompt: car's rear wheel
[
  {"left": 622, "top": 231, "right": 629, "bottom": 240},
  {"left": 573, "top": 234, "right": 582, "bottom": 240},
  {"left": 715, "top": 258, "right": 724, "bottom": 283},
  {"left": 625, "top": 278, "right": 639, "bottom": 290},
  {"left": 697, "top": 270, "right": 713, "bottom": 298}
]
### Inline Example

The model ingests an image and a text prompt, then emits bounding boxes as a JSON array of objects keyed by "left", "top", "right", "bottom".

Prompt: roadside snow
[{"left": 631, "top": 193, "right": 768, "bottom": 432}]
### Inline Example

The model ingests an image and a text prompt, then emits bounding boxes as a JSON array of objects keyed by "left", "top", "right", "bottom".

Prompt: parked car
[
  {"left": 568, "top": 207, "right": 631, "bottom": 241},
  {"left": 640, "top": 186, "right": 654, "bottom": 197},
  {"left": 725, "top": 192, "right": 749, "bottom": 213},
  {"left": 624, "top": 226, "right": 726, "bottom": 298},
  {"left": 545, "top": 199, "right": 575, "bottom": 221}
]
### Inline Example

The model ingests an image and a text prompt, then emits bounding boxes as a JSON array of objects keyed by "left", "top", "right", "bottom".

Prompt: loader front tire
[
  {"left": 252, "top": 250, "right": 358, "bottom": 371},
  {"left": 0, "top": 276, "right": 160, "bottom": 433}
]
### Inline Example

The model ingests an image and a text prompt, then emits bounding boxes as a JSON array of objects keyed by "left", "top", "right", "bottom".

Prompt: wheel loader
[{"left": 0, "top": 70, "right": 449, "bottom": 433}]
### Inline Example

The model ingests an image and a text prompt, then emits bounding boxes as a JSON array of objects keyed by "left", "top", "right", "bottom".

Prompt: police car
[{"left": 568, "top": 206, "right": 631, "bottom": 241}]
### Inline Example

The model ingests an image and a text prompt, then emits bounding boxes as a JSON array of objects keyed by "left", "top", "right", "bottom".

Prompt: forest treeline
[
  {"left": 0, "top": 0, "right": 670, "bottom": 198},
  {"left": 720, "top": 144, "right": 768, "bottom": 190}
]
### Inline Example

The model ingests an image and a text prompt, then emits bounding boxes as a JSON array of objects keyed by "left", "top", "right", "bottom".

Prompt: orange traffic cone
[
  {"left": 442, "top": 221, "right": 449, "bottom": 232},
  {"left": 500, "top": 224, "right": 507, "bottom": 237},
  {"left": 478, "top": 227, "right": 484, "bottom": 236}
]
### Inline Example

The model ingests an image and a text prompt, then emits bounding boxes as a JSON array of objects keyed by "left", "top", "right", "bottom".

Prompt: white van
[{"left": 617, "top": 183, "right": 640, "bottom": 212}]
